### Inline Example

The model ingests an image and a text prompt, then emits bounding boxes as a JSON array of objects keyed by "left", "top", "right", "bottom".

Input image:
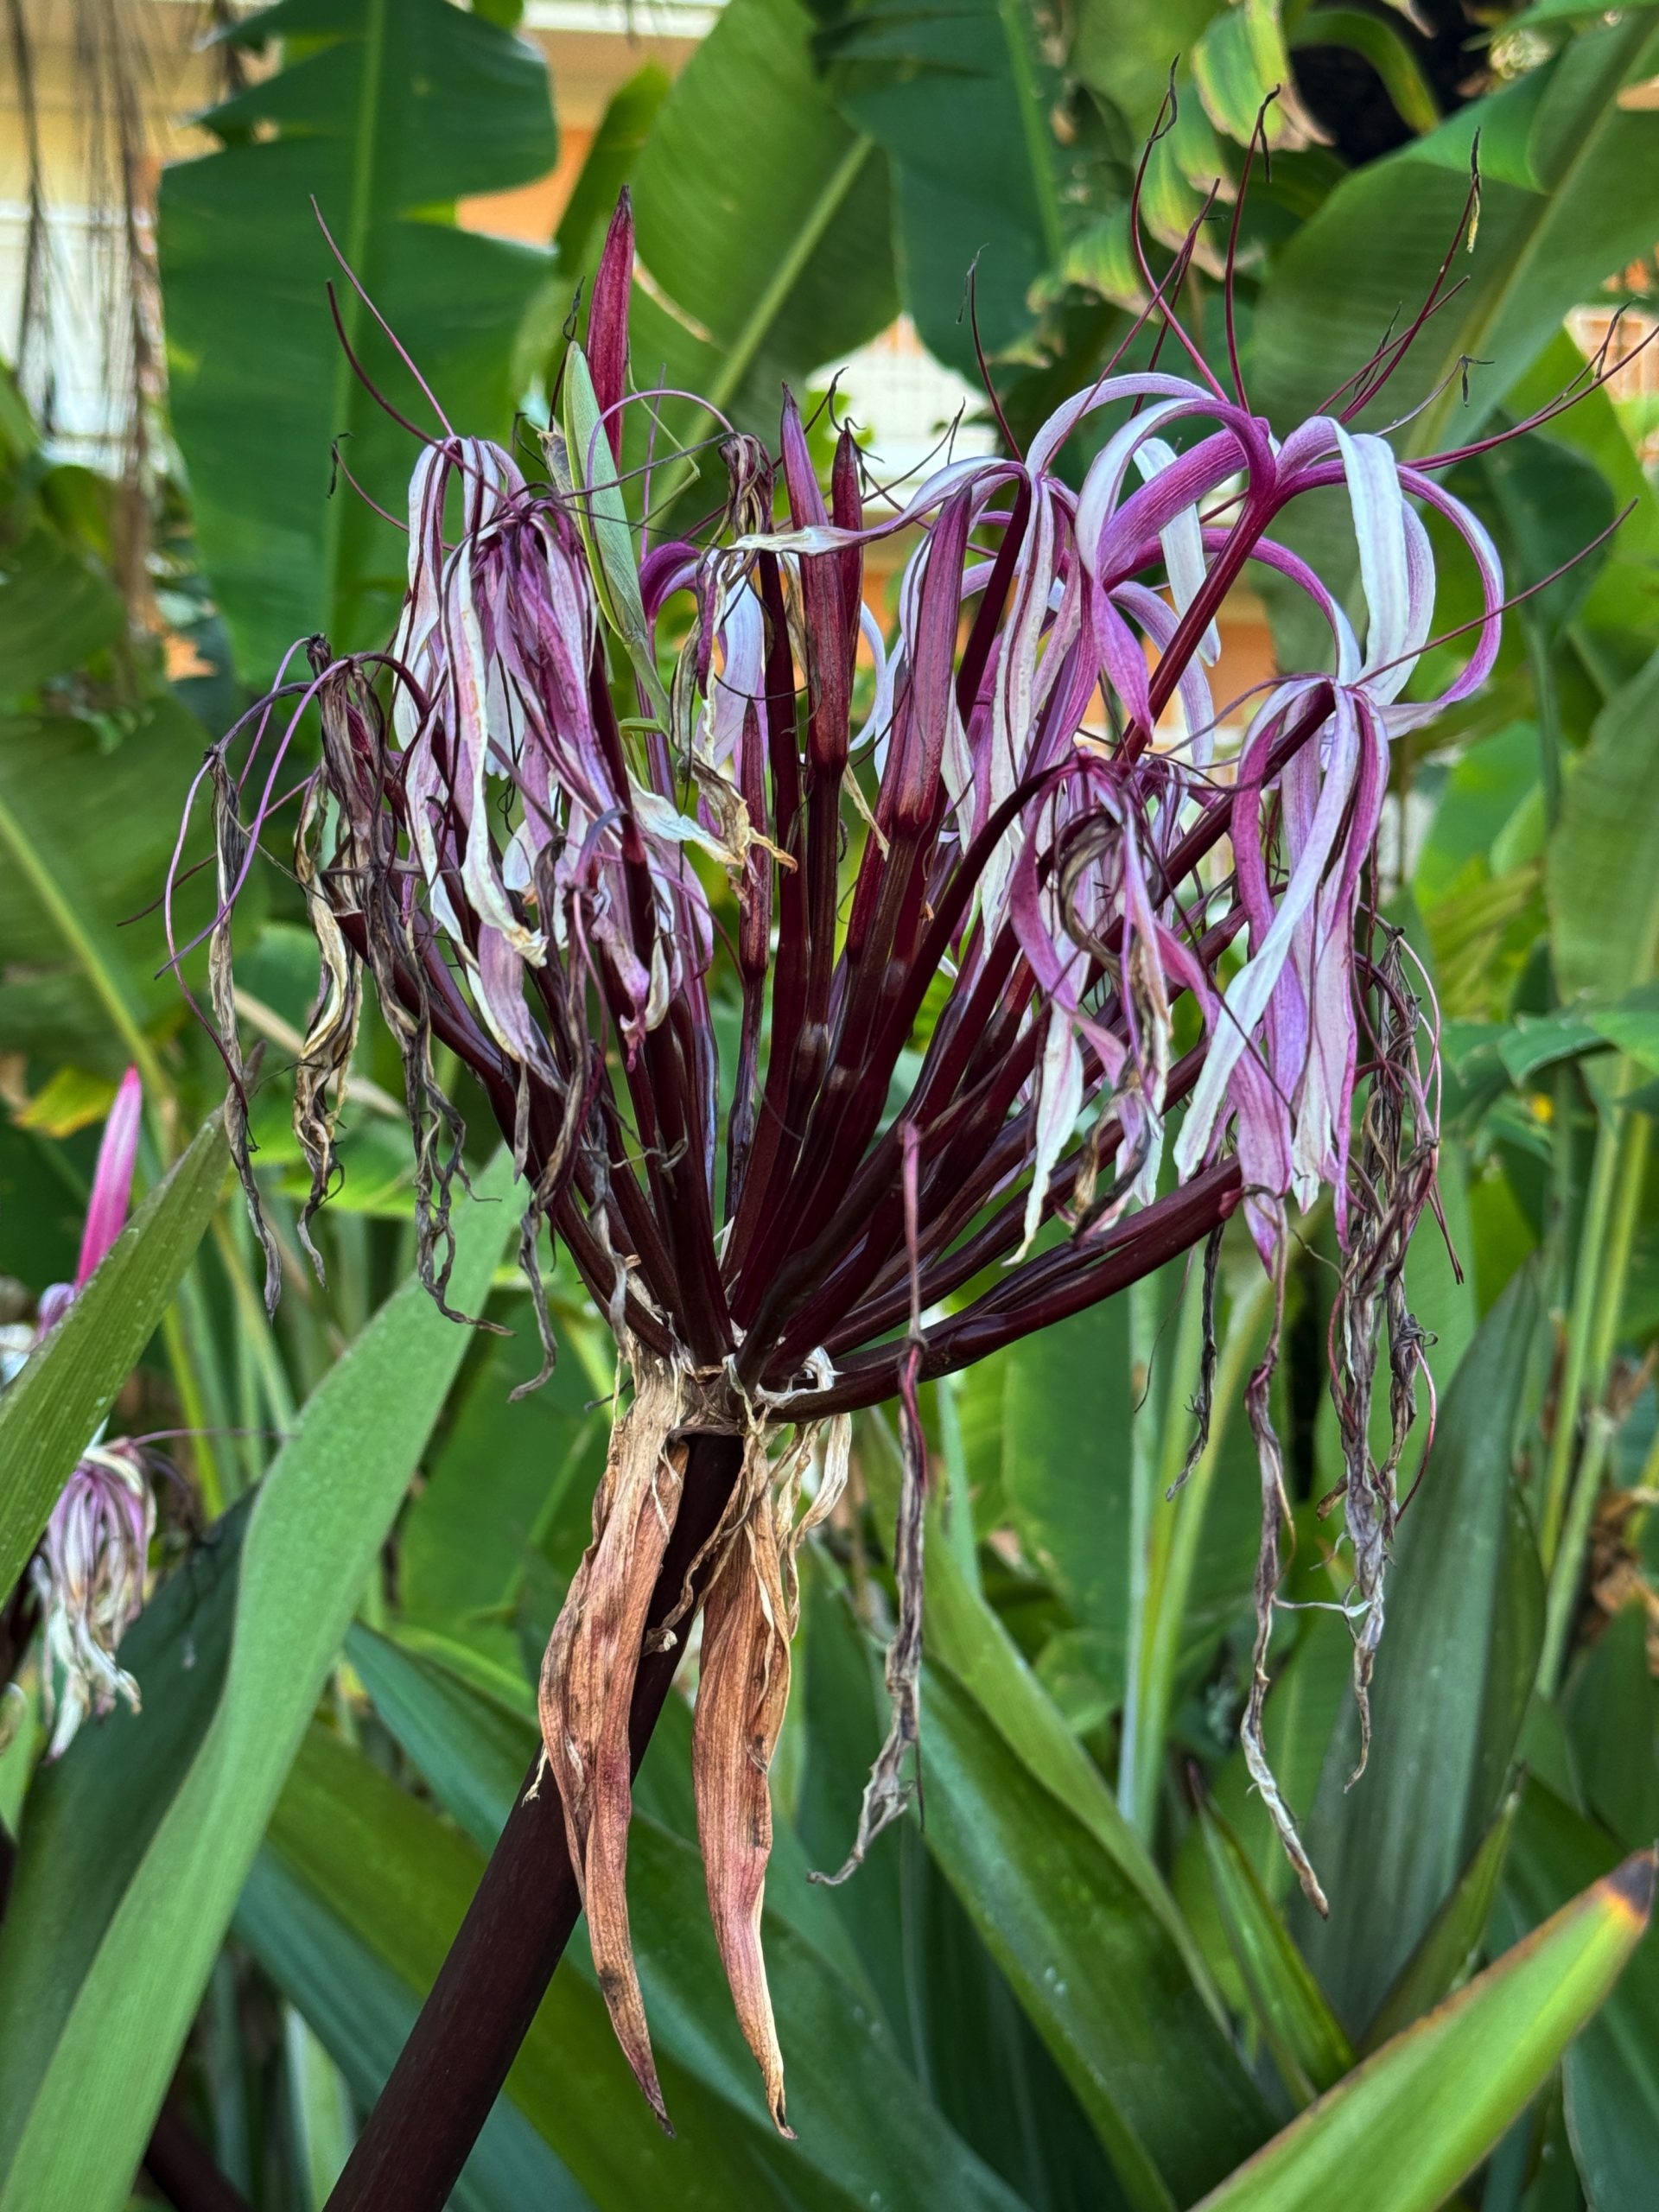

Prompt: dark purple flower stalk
[{"left": 172, "top": 177, "right": 1573, "bottom": 2139}]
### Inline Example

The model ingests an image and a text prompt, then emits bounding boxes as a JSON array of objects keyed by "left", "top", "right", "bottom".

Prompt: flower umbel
[{"left": 170, "top": 174, "right": 1586, "bottom": 2127}]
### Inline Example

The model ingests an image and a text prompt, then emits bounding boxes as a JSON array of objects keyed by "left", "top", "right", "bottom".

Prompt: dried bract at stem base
[
  {"left": 537, "top": 1349, "right": 691, "bottom": 2126},
  {"left": 693, "top": 1487, "right": 793, "bottom": 2133}
]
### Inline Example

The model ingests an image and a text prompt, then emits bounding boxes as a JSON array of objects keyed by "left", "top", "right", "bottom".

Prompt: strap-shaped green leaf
[
  {"left": 1197, "top": 1797, "right": 1354, "bottom": 2107},
  {"left": 1193, "top": 1849, "right": 1653, "bottom": 2211}
]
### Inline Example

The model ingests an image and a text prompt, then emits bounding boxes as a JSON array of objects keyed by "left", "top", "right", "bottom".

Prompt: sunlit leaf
[{"left": 1196, "top": 1847, "right": 1654, "bottom": 2211}]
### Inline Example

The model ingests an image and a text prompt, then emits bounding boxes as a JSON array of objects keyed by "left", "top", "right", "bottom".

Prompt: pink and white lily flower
[{"left": 19, "top": 1068, "right": 156, "bottom": 1758}]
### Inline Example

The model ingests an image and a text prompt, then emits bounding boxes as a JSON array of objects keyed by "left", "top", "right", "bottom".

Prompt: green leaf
[
  {"left": 1194, "top": 0, "right": 1296, "bottom": 143},
  {"left": 1300, "top": 1268, "right": 1548, "bottom": 2031},
  {"left": 1069, "top": 0, "right": 1234, "bottom": 138},
  {"left": 1173, "top": 1611, "right": 1356, "bottom": 2007},
  {"left": 1193, "top": 1845, "right": 1653, "bottom": 2211},
  {"left": 1503, "top": 1783, "right": 1659, "bottom": 2212},
  {"left": 1505, "top": 328, "right": 1659, "bottom": 692},
  {"left": 1561, "top": 1601, "right": 1659, "bottom": 1852},
  {"left": 918, "top": 1658, "right": 1273, "bottom": 2209},
  {"left": 0, "top": 1495, "right": 248, "bottom": 2139},
  {"left": 1512, "top": 0, "right": 1659, "bottom": 26},
  {"left": 1549, "top": 645, "right": 1659, "bottom": 1001},
  {"left": 0, "top": 698, "right": 210, "bottom": 1070},
  {"left": 344, "top": 1621, "right": 537, "bottom": 1852},
  {"left": 0, "top": 1106, "right": 228, "bottom": 1603},
  {"left": 0, "top": 528, "right": 124, "bottom": 702},
  {"left": 268, "top": 1727, "right": 779, "bottom": 2211},
  {"left": 813, "top": 0, "right": 1064, "bottom": 372},
  {"left": 347, "top": 1611, "right": 880, "bottom": 2033},
  {"left": 1497, "top": 1010, "right": 1607, "bottom": 1088},
  {"left": 1197, "top": 1796, "right": 1355, "bottom": 2106},
  {"left": 0, "top": 1154, "right": 518, "bottom": 2212},
  {"left": 626, "top": 0, "right": 896, "bottom": 490},
  {"left": 1473, "top": 431, "right": 1618, "bottom": 643},
  {"left": 158, "top": 0, "right": 558, "bottom": 679},
  {"left": 1001, "top": 1298, "right": 1135, "bottom": 1698},
  {"left": 1361, "top": 1794, "right": 1522, "bottom": 2050},
  {"left": 397, "top": 1310, "right": 606, "bottom": 1677},
  {"left": 561, "top": 345, "right": 649, "bottom": 660},
  {"left": 1586, "top": 999, "right": 1659, "bottom": 1071},
  {"left": 862, "top": 1405, "right": 1215, "bottom": 1987},
  {"left": 1254, "top": 18, "right": 1659, "bottom": 454}
]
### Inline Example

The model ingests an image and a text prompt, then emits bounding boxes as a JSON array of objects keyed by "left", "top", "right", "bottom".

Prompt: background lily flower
[
  {"left": 31, "top": 1442, "right": 156, "bottom": 1761},
  {"left": 12, "top": 1067, "right": 156, "bottom": 1759}
]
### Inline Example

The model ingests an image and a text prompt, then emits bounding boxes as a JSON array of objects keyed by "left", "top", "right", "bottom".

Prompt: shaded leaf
[
  {"left": 1549, "top": 645, "right": 1659, "bottom": 1002},
  {"left": 1562, "top": 1603, "right": 1659, "bottom": 1852},
  {"left": 273, "top": 1723, "right": 1027, "bottom": 2212},
  {"left": 1001, "top": 1299, "right": 1135, "bottom": 1699},
  {"left": 1300, "top": 1268, "right": 1548, "bottom": 2031},
  {"left": 554, "top": 67, "right": 671, "bottom": 291},
  {"left": 813, "top": 0, "right": 1064, "bottom": 372},
  {"left": 625, "top": 0, "right": 896, "bottom": 486},
  {"left": 237, "top": 1846, "right": 596, "bottom": 2212},
  {"left": 1361, "top": 1794, "right": 1521, "bottom": 2050},
  {"left": 1256, "top": 18, "right": 1659, "bottom": 454},
  {"left": 918, "top": 1657, "right": 1272, "bottom": 2210},
  {"left": 0, "top": 700, "right": 210, "bottom": 1069},
  {"left": 0, "top": 528, "right": 123, "bottom": 701},
  {"left": 158, "top": 0, "right": 558, "bottom": 677},
  {"left": 1196, "top": 1795, "right": 1354, "bottom": 2106}
]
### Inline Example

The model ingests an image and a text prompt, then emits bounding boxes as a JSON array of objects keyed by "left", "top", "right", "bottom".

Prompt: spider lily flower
[
  {"left": 15, "top": 1068, "right": 155, "bottom": 1758},
  {"left": 174, "top": 185, "right": 1569, "bottom": 2127},
  {"left": 35, "top": 1063, "right": 143, "bottom": 1337},
  {"left": 32, "top": 1442, "right": 156, "bottom": 1759}
]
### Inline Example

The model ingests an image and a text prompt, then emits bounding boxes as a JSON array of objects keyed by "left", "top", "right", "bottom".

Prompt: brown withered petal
[
  {"left": 292, "top": 775, "right": 364, "bottom": 1279},
  {"left": 539, "top": 1353, "right": 686, "bottom": 2128},
  {"left": 693, "top": 1492, "right": 794, "bottom": 2136}
]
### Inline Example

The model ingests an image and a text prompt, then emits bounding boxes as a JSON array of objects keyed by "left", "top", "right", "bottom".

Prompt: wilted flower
[
  {"left": 172, "top": 173, "right": 1586, "bottom": 2128},
  {"left": 32, "top": 1441, "right": 156, "bottom": 1759},
  {"left": 15, "top": 1067, "right": 155, "bottom": 1758}
]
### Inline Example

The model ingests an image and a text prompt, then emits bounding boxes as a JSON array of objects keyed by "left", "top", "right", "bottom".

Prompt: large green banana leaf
[{"left": 159, "top": 0, "right": 559, "bottom": 681}]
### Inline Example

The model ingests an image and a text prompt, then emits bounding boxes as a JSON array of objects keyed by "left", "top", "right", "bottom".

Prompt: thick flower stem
[
  {"left": 321, "top": 1428, "right": 744, "bottom": 2212},
  {"left": 142, "top": 2101, "right": 253, "bottom": 2212}
]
